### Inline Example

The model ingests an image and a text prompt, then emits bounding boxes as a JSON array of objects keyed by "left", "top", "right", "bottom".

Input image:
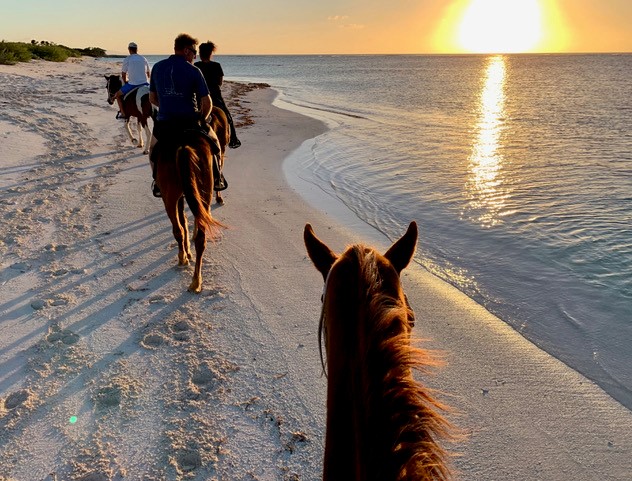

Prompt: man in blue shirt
[{"left": 149, "top": 33, "right": 221, "bottom": 197}]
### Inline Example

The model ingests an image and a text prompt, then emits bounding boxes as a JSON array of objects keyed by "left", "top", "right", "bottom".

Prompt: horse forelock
[
  {"left": 322, "top": 243, "right": 454, "bottom": 481},
  {"left": 320, "top": 245, "right": 403, "bottom": 370}
]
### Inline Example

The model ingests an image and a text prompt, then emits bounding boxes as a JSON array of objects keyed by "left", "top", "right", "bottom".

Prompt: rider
[
  {"left": 148, "top": 33, "right": 222, "bottom": 197},
  {"left": 115, "top": 42, "right": 150, "bottom": 119},
  {"left": 194, "top": 41, "right": 241, "bottom": 149}
]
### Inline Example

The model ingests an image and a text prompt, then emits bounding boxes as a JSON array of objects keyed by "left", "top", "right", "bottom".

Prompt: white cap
[{"left": 128, "top": 42, "right": 137, "bottom": 48}]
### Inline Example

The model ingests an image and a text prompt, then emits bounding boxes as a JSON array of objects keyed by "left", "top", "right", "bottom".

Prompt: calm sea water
[{"left": 113, "top": 54, "right": 632, "bottom": 409}]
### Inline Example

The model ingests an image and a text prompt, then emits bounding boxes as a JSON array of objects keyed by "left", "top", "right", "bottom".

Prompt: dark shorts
[
  {"left": 151, "top": 119, "right": 219, "bottom": 162},
  {"left": 152, "top": 118, "right": 201, "bottom": 142}
]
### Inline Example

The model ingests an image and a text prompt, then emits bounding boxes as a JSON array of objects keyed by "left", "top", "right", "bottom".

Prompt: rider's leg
[
  {"left": 148, "top": 130, "right": 162, "bottom": 197},
  {"left": 115, "top": 91, "right": 125, "bottom": 118},
  {"left": 214, "top": 97, "right": 241, "bottom": 148}
]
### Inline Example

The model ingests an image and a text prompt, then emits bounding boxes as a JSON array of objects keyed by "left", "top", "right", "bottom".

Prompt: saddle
[
  {"left": 151, "top": 127, "right": 226, "bottom": 191},
  {"left": 122, "top": 85, "right": 150, "bottom": 113}
]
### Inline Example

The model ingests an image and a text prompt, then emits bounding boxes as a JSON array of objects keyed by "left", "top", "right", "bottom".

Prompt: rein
[{"left": 318, "top": 270, "right": 331, "bottom": 377}]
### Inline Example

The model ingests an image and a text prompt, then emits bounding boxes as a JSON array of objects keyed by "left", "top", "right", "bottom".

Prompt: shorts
[{"left": 121, "top": 82, "right": 148, "bottom": 95}]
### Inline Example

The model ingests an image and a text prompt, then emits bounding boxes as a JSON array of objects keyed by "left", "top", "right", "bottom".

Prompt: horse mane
[{"left": 321, "top": 244, "right": 454, "bottom": 481}]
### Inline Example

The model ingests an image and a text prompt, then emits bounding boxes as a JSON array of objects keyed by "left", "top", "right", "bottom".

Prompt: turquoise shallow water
[{"left": 105, "top": 54, "right": 632, "bottom": 409}]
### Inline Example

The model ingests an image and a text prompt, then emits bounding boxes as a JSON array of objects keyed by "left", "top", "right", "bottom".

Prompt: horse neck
[
  {"left": 322, "top": 249, "right": 400, "bottom": 481},
  {"left": 322, "top": 247, "right": 451, "bottom": 481},
  {"left": 323, "top": 310, "right": 370, "bottom": 481}
]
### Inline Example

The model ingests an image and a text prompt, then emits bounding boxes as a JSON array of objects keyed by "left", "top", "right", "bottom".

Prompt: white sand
[{"left": 0, "top": 58, "right": 631, "bottom": 480}]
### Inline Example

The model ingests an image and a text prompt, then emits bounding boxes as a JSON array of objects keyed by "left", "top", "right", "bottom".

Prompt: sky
[{"left": 1, "top": 0, "right": 631, "bottom": 55}]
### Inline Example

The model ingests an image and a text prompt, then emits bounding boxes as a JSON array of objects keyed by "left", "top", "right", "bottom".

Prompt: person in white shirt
[{"left": 115, "top": 42, "right": 151, "bottom": 119}]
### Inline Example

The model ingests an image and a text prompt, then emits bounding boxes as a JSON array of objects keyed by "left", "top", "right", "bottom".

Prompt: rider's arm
[
  {"left": 200, "top": 95, "right": 212, "bottom": 121},
  {"left": 122, "top": 71, "right": 128, "bottom": 83}
]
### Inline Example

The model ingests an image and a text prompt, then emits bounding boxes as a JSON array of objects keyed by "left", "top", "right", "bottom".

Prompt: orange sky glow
[{"left": 1, "top": 0, "right": 631, "bottom": 55}]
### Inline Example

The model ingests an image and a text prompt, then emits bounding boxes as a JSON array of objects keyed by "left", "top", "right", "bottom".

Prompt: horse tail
[{"left": 176, "top": 145, "right": 223, "bottom": 237}]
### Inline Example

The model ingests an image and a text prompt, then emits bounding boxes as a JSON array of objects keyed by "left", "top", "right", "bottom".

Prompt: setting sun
[
  {"left": 433, "top": 0, "right": 572, "bottom": 54},
  {"left": 458, "top": 0, "right": 542, "bottom": 53}
]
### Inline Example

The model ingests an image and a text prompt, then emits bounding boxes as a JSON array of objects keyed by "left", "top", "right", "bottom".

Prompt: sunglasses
[{"left": 187, "top": 47, "right": 197, "bottom": 55}]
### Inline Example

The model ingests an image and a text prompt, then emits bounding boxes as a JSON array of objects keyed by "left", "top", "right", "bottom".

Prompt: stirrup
[
  {"left": 214, "top": 174, "right": 228, "bottom": 192},
  {"left": 229, "top": 138, "right": 241, "bottom": 149}
]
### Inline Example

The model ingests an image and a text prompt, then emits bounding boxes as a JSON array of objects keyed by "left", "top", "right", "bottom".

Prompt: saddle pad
[{"left": 135, "top": 85, "right": 150, "bottom": 113}]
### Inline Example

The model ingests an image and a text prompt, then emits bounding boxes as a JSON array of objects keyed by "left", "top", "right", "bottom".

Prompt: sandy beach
[{"left": 1, "top": 57, "right": 631, "bottom": 480}]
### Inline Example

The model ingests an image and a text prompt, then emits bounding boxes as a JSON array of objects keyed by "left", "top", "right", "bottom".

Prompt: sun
[{"left": 457, "top": 0, "right": 543, "bottom": 53}]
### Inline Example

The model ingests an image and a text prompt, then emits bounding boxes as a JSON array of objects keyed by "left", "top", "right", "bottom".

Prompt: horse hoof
[
  {"left": 216, "top": 196, "right": 225, "bottom": 206},
  {"left": 188, "top": 281, "right": 202, "bottom": 293},
  {"left": 132, "top": 138, "right": 138, "bottom": 145},
  {"left": 143, "top": 150, "right": 149, "bottom": 155}
]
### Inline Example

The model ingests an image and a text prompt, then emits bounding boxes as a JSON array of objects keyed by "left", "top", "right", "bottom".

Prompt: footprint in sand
[
  {"left": 44, "top": 243, "right": 68, "bottom": 252},
  {"left": 31, "top": 299, "right": 49, "bottom": 310},
  {"left": 46, "top": 329, "right": 80, "bottom": 346},
  {"left": 140, "top": 332, "right": 166, "bottom": 349},
  {"left": 78, "top": 472, "right": 109, "bottom": 481},
  {"left": 50, "top": 297, "right": 70, "bottom": 307},
  {"left": 94, "top": 385, "right": 121, "bottom": 409},
  {"left": 191, "top": 365, "right": 220, "bottom": 388},
  {"left": 171, "top": 320, "right": 190, "bottom": 341},
  {"left": 10, "top": 261, "right": 31, "bottom": 272},
  {"left": 175, "top": 450, "right": 202, "bottom": 473},
  {"left": 4, "top": 389, "right": 31, "bottom": 410}
]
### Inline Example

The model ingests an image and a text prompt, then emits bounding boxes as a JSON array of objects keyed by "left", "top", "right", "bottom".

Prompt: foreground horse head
[
  {"left": 304, "top": 222, "right": 453, "bottom": 481},
  {"left": 154, "top": 130, "right": 224, "bottom": 292},
  {"left": 104, "top": 74, "right": 153, "bottom": 154}
]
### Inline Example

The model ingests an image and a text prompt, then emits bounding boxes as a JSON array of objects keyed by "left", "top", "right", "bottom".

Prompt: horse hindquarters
[{"left": 176, "top": 144, "right": 217, "bottom": 293}]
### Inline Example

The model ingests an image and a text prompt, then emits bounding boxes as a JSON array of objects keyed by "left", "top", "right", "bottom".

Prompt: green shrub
[
  {"left": 0, "top": 40, "right": 103, "bottom": 65},
  {"left": 78, "top": 47, "right": 106, "bottom": 57},
  {"left": 30, "top": 44, "right": 79, "bottom": 62},
  {"left": 0, "top": 41, "right": 32, "bottom": 65}
]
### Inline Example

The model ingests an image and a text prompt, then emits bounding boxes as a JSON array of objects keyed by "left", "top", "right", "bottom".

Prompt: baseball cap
[{"left": 128, "top": 42, "right": 138, "bottom": 48}]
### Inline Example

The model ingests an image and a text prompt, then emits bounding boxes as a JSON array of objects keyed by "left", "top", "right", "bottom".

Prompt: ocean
[{"left": 113, "top": 54, "right": 632, "bottom": 410}]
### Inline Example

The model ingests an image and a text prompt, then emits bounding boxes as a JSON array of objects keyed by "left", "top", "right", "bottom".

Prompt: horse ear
[
  {"left": 304, "top": 223, "right": 338, "bottom": 281},
  {"left": 384, "top": 221, "right": 418, "bottom": 275}
]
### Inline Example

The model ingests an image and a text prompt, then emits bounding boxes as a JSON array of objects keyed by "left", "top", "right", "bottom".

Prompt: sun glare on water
[{"left": 457, "top": 0, "right": 543, "bottom": 53}]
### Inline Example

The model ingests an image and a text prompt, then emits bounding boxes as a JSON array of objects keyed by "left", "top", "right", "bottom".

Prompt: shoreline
[{"left": 0, "top": 57, "right": 630, "bottom": 479}]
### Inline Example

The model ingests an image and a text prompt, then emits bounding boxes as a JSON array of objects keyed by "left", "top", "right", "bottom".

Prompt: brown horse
[
  {"left": 304, "top": 222, "right": 453, "bottom": 481},
  {"left": 104, "top": 74, "right": 154, "bottom": 154},
  {"left": 208, "top": 106, "right": 230, "bottom": 205},
  {"left": 154, "top": 129, "right": 224, "bottom": 293}
]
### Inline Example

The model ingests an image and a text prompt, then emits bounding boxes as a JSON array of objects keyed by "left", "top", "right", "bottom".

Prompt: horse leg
[
  {"left": 142, "top": 121, "right": 151, "bottom": 155},
  {"left": 177, "top": 196, "right": 193, "bottom": 261},
  {"left": 189, "top": 221, "right": 207, "bottom": 293},
  {"left": 136, "top": 120, "right": 144, "bottom": 149},
  {"left": 124, "top": 119, "right": 137, "bottom": 145},
  {"left": 163, "top": 195, "right": 189, "bottom": 266}
]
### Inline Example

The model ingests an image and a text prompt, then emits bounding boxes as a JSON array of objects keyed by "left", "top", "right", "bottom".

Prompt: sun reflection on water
[{"left": 466, "top": 55, "right": 511, "bottom": 227}]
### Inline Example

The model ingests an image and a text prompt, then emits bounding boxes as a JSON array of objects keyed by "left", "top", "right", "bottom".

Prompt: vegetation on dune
[{"left": 0, "top": 40, "right": 106, "bottom": 65}]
